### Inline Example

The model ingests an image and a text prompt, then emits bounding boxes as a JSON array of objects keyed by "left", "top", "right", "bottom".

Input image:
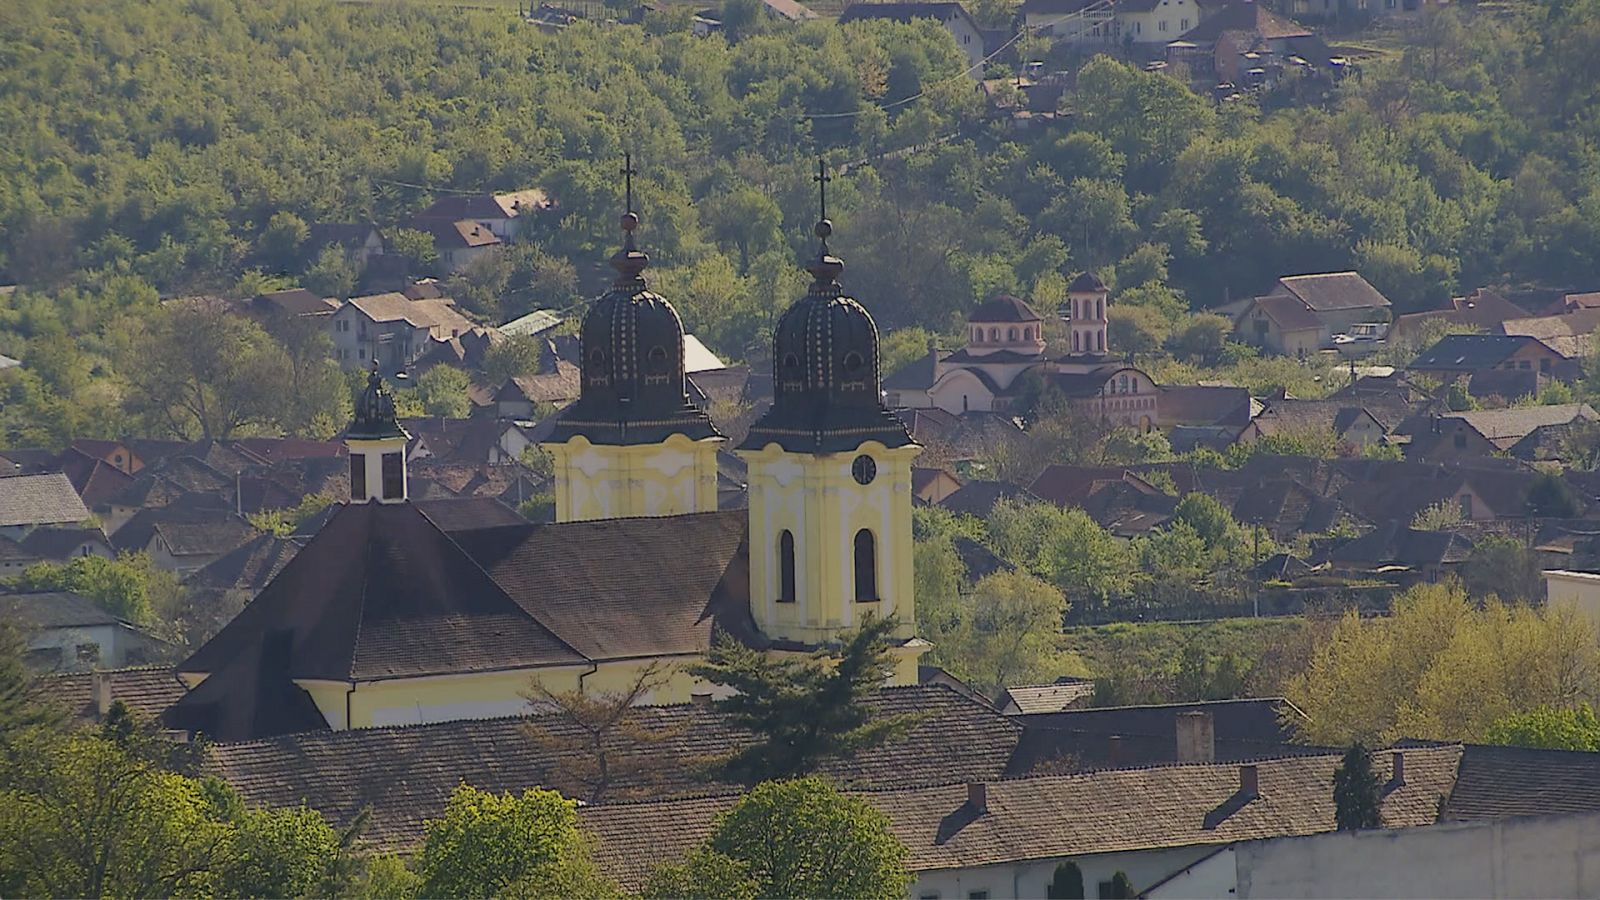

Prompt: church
[
  {"left": 162, "top": 178, "right": 928, "bottom": 742},
  {"left": 885, "top": 273, "right": 1161, "bottom": 429}
]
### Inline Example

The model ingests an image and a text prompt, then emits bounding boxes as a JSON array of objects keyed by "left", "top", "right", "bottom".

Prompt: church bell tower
[
  {"left": 541, "top": 157, "right": 724, "bottom": 523},
  {"left": 736, "top": 162, "right": 925, "bottom": 684},
  {"left": 346, "top": 363, "right": 410, "bottom": 504}
]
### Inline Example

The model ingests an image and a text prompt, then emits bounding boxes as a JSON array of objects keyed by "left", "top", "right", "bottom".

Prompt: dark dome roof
[
  {"left": 1069, "top": 271, "right": 1108, "bottom": 293},
  {"left": 968, "top": 294, "right": 1043, "bottom": 323},
  {"left": 347, "top": 365, "right": 409, "bottom": 441},
  {"left": 740, "top": 224, "right": 912, "bottom": 454},
  {"left": 548, "top": 214, "right": 719, "bottom": 445}
]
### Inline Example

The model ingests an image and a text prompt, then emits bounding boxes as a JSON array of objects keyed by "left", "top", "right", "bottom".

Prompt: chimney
[
  {"left": 1176, "top": 710, "right": 1215, "bottom": 764},
  {"left": 92, "top": 671, "right": 113, "bottom": 718},
  {"left": 967, "top": 781, "right": 988, "bottom": 813},
  {"left": 1391, "top": 750, "right": 1405, "bottom": 786},
  {"left": 1238, "top": 764, "right": 1259, "bottom": 798},
  {"left": 1107, "top": 734, "right": 1126, "bottom": 767}
]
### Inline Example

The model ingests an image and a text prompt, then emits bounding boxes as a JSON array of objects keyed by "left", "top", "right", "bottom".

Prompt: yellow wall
[
  {"left": 541, "top": 433, "right": 722, "bottom": 523},
  {"left": 297, "top": 656, "right": 713, "bottom": 730},
  {"left": 737, "top": 438, "right": 924, "bottom": 682}
]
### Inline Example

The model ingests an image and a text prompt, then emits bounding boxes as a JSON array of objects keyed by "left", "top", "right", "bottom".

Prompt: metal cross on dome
[
  {"left": 621, "top": 153, "right": 638, "bottom": 215},
  {"left": 813, "top": 157, "right": 830, "bottom": 222}
]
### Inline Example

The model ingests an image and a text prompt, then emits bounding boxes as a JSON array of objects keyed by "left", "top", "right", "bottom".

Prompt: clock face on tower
[{"left": 851, "top": 454, "right": 877, "bottom": 486}]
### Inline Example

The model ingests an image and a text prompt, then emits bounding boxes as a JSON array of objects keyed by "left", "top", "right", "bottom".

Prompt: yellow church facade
[{"left": 163, "top": 185, "right": 927, "bottom": 741}]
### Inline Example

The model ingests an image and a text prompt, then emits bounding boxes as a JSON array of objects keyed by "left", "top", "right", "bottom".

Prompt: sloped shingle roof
[{"left": 0, "top": 473, "right": 90, "bottom": 528}]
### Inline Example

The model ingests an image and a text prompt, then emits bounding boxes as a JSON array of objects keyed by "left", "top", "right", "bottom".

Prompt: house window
[
  {"left": 350, "top": 455, "right": 367, "bottom": 501},
  {"left": 963, "top": 33, "right": 971, "bottom": 44},
  {"left": 779, "top": 530, "right": 797, "bottom": 603},
  {"left": 1519, "top": 360, "right": 1531, "bottom": 370},
  {"left": 1159, "top": 19, "right": 1167, "bottom": 30},
  {"left": 973, "top": 327, "right": 982, "bottom": 342},
  {"left": 381, "top": 452, "right": 404, "bottom": 500},
  {"left": 1181, "top": 16, "right": 1189, "bottom": 27},
  {"left": 854, "top": 530, "right": 878, "bottom": 601},
  {"left": 969, "top": 893, "right": 990, "bottom": 900}
]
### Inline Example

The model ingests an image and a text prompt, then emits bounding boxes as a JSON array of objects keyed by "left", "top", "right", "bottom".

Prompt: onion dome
[
  {"left": 1068, "top": 271, "right": 1108, "bottom": 293},
  {"left": 739, "top": 216, "right": 913, "bottom": 454},
  {"left": 547, "top": 207, "right": 720, "bottom": 446},
  {"left": 347, "top": 363, "right": 409, "bottom": 441}
]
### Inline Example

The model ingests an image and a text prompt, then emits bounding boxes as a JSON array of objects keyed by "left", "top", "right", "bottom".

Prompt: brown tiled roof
[
  {"left": 0, "top": 473, "right": 90, "bottom": 528},
  {"left": 1000, "top": 680, "right": 1095, "bottom": 714},
  {"left": 1244, "top": 294, "right": 1320, "bottom": 332},
  {"left": 884, "top": 349, "right": 947, "bottom": 392},
  {"left": 18, "top": 526, "right": 109, "bottom": 560},
  {"left": 968, "top": 295, "right": 1042, "bottom": 323},
  {"left": 505, "top": 363, "right": 582, "bottom": 405},
  {"left": 1496, "top": 309, "right": 1600, "bottom": 359},
  {"left": 1441, "top": 744, "right": 1600, "bottom": 822},
  {"left": 424, "top": 219, "right": 501, "bottom": 250},
  {"left": 1158, "top": 385, "right": 1256, "bottom": 427},
  {"left": 344, "top": 294, "right": 476, "bottom": 335},
  {"left": 40, "top": 666, "right": 190, "bottom": 721},
  {"left": 152, "top": 518, "right": 259, "bottom": 558},
  {"left": 207, "top": 684, "right": 1021, "bottom": 851},
  {"left": 1179, "top": 2, "right": 1311, "bottom": 42},
  {"left": 582, "top": 746, "right": 1463, "bottom": 890},
  {"left": 0, "top": 590, "right": 124, "bottom": 629},
  {"left": 1444, "top": 404, "right": 1597, "bottom": 448},
  {"left": 939, "top": 480, "right": 1038, "bottom": 517},
  {"left": 176, "top": 501, "right": 583, "bottom": 686},
  {"left": 187, "top": 534, "right": 304, "bottom": 594}
]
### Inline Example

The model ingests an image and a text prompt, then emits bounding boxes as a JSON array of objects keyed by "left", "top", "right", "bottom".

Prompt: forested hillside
[{"left": 1, "top": 0, "right": 1598, "bottom": 445}]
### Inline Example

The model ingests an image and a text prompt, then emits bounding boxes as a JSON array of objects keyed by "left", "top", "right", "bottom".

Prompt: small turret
[{"left": 346, "top": 362, "right": 410, "bottom": 504}]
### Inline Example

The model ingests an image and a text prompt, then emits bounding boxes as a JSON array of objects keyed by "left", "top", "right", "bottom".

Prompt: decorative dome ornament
[
  {"left": 738, "top": 158, "right": 913, "bottom": 454},
  {"left": 546, "top": 154, "right": 720, "bottom": 446},
  {"left": 348, "top": 361, "right": 408, "bottom": 441}
]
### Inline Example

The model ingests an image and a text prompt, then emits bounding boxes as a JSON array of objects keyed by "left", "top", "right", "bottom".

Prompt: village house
[
  {"left": 1233, "top": 272, "right": 1392, "bottom": 356},
  {"left": 1175, "top": 0, "right": 1319, "bottom": 82},
  {"left": 1235, "top": 398, "right": 1388, "bottom": 450},
  {"left": 1389, "top": 288, "right": 1529, "bottom": 345},
  {"left": 1021, "top": 0, "right": 1117, "bottom": 43},
  {"left": 838, "top": 2, "right": 987, "bottom": 74},
  {"left": 304, "top": 222, "right": 386, "bottom": 269},
  {"left": 2, "top": 591, "right": 173, "bottom": 671},
  {"left": 327, "top": 292, "right": 482, "bottom": 371},
  {"left": 1407, "top": 333, "right": 1569, "bottom": 381},
  {"left": 0, "top": 473, "right": 91, "bottom": 540},
  {"left": 1120, "top": 0, "right": 1212, "bottom": 44},
  {"left": 410, "top": 190, "right": 552, "bottom": 244},
  {"left": 1495, "top": 307, "right": 1600, "bottom": 362},
  {"left": 420, "top": 219, "right": 502, "bottom": 272}
]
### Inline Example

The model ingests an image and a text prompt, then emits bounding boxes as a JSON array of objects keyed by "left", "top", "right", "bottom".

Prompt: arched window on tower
[
  {"left": 1008, "top": 327, "right": 1018, "bottom": 341},
  {"left": 1072, "top": 331, "right": 1081, "bottom": 352},
  {"left": 989, "top": 327, "right": 1000, "bottom": 342},
  {"left": 1023, "top": 327, "right": 1033, "bottom": 341},
  {"left": 779, "top": 530, "right": 796, "bottom": 603},
  {"left": 854, "top": 529, "right": 878, "bottom": 601},
  {"left": 1097, "top": 299, "right": 1104, "bottom": 319},
  {"left": 1096, "top": 331, "right": 1105, "bottom": 352}
]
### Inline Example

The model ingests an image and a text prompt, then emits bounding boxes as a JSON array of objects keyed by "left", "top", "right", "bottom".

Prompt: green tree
[
  {"left": 642, "top": 849, "right": 759, "bottom": 900},
  {"left": 705, "top": 778, "right": 910, "bottom": 899},
  {"left": 386, "top": 228, "right": 440, "bottom": 277},
  {"left": 120, "top": 299, "right": 295, "bottom": 439},
  {"left": 257, "top": 212, "right": 308, "bottom": 273},
  {"left": 0, "top": 623, "right": 63, "bottom": 738},
  {"left": 1484, "top": 704, "right": 1600, "bottom": 751},
  {"left": 1411, "top": 498, "right": 1463, "bottom": 531},
  {"left": 1285, "top": 580, "right": 1600, "bottom": 744},
  {"left": 415, "top": 365, "right": 472, "bottom": 418},
  {"left": 0, "top": 731, "right": 230, "bottom": 898},
  {"left": 936, "top": 570, "right": 1067, "bottom": 699},
  {"left": 302, "top": 244, "right": 359, "bottom": 299},
  {"left": 1332, "top": 743, "right": 1382, "bottom": 831},
  {"left": 11, "top": 554, "right": 180, "bottom": 627},
  {"left": 1107, "top": 871, "right": 1134, "bottom": 899},
  {"left": 520, "top": 662, "right": 680, "bottom": 804},
  {"left": 1170, "top": 492, "right": 1242, "bottom": 554},
  {"left": 1462, "top": 535, "right": 1541, "bottom": 602},
  {"left": 415, "top": 785, "right": 615, "bottom": 899},
  {"left": 688, "top": 616, "right": 914, "bottom": 784},
  {"left": 1047, "top": 860, "right": 1085, "bottom": 899}
]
